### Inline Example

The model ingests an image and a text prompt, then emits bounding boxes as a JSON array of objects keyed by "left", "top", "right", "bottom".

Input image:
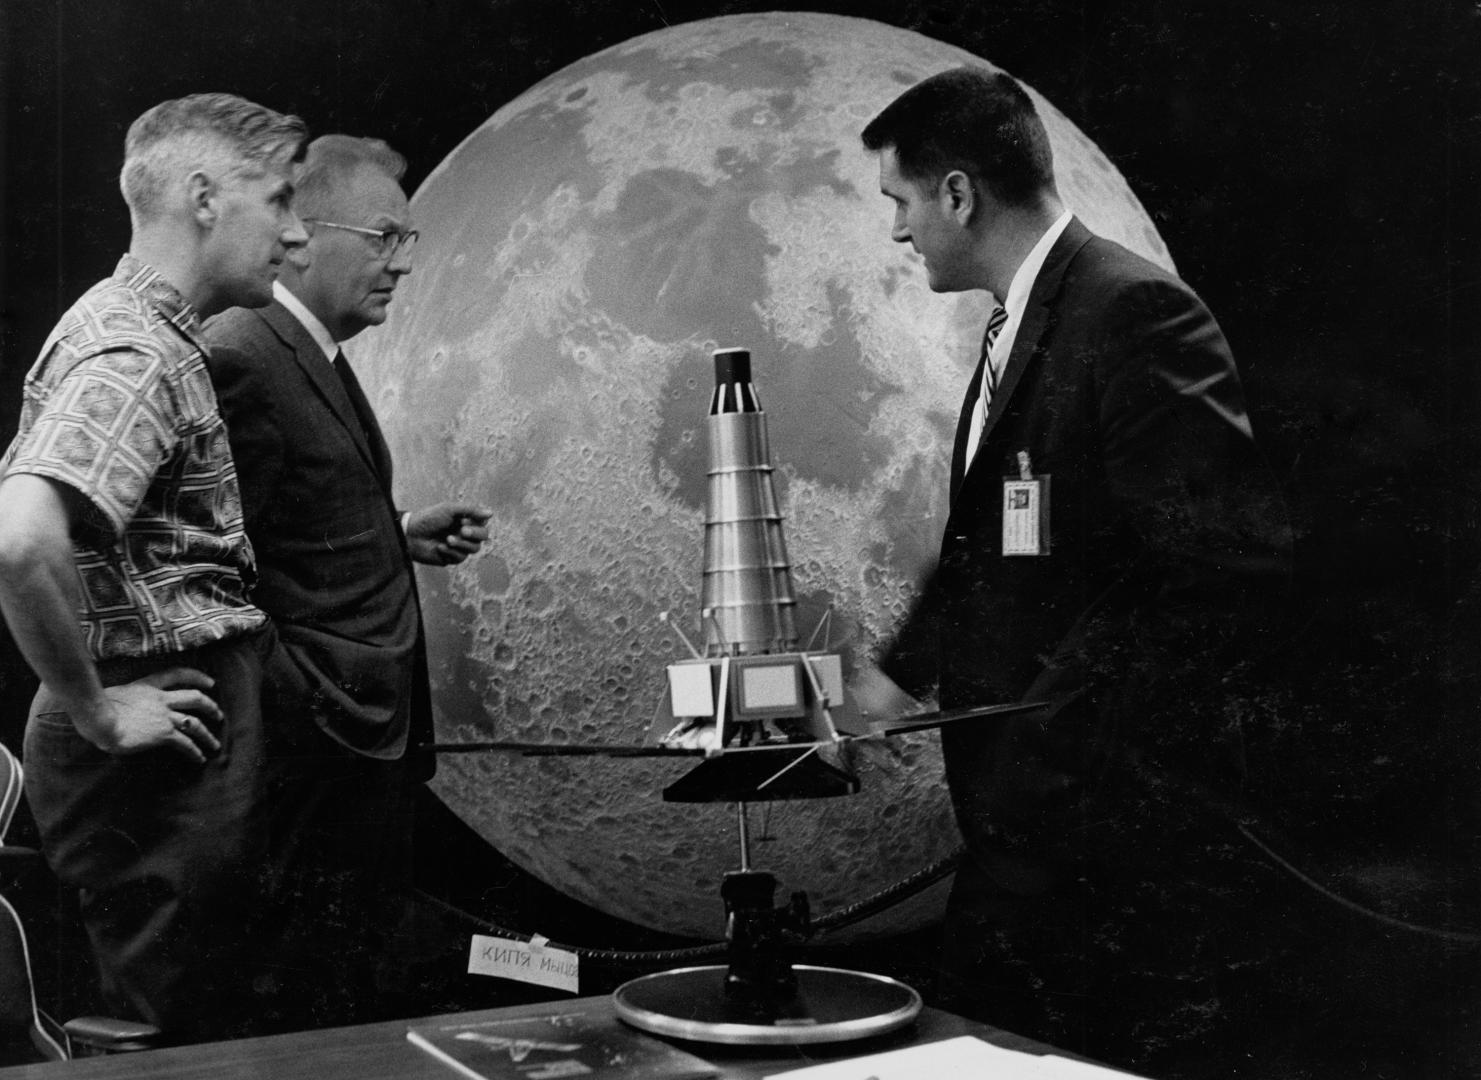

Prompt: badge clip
[{"left": 1003, "top": 450, "right": 1049, "bottom": 556}]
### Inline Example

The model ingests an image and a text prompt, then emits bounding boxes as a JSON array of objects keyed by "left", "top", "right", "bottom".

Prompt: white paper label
[
  {"left": 467, "top": 934, "right": 580, "bottom": 993},
  {"left": 764, "top": 1034, "right": 1147, "bottom": 1078},
  {"left": 1002, "top": 478, "right": 1047, "bottom": 555}
]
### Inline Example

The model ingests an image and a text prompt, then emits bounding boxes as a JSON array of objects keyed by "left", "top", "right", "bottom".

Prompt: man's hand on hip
[{"left": 72, "top": 667, "right": 225, "bottom": 763}]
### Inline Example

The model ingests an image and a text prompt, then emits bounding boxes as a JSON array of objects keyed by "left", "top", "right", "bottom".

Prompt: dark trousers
[
  {"left": 22, "top": 629, "right": 271, "bottom": 1042},
  {"left": 934, "top": 758, "right": 1481, "bottom": 1079},
  {"left": 935, "top": 844, "right": 1230, "bottom": 1073},
  {"left": 251, "top": 665, "right": 418, "bottom": 1033}
]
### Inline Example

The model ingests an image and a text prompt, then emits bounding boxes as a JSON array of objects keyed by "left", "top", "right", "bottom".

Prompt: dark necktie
[
  {"left": 333, "top": 349, "right": 376, "bottom": 450},
  {"left": 332, "top": 349, "right": 383, "bottom": 476}
]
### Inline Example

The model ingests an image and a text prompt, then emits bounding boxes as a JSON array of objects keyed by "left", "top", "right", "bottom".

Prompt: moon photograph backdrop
[{"left": 358, "top": 12, "right": 1173, "bottom": 938}]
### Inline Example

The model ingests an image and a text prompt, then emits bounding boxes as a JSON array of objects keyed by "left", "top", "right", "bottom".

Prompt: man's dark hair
[{"left": 861, "top": 67, "right": 1056, "bottom": 207}]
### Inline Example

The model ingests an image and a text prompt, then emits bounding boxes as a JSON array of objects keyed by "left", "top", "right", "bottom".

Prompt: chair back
[
  {"left": 0, "top": 740, "right": 156, "bottom": 1059},
  {"left": 0, "top": 743, "right": 71, "bottom": 1062},
  {"left": 0, "top": 743, "right": 21, "bottom": 845},
  {"left": 0, "top": 893, "right": 70, "bottom": 1061}
]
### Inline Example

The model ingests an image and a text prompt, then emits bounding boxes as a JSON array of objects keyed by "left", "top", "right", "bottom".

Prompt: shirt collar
[
  {"left": 1001, "top": 209, "right": 1074, "bottom": 318},
  {"left": 115, "top": 254, "right": 202, "bottom": 337},
  {"left": 273, "top": 279, "right": 339, "bottom": 362}
]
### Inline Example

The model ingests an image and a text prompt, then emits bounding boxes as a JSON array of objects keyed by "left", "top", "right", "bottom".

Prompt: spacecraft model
[
  {"left": 614, "top": 349, "right": 1046, "bottom": 1045},
  {"left": 431, "top": 347, "right": 1046, "bottom": 1045},
  {"left": 655, "top": 347, "right": 859, "bottom": 804},
  {"left": 431, "top": 346, "right": 1039, "bottom": 778}
]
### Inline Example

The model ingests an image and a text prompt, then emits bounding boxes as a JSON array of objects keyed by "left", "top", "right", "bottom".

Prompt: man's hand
[
  {"left": 72, "top": 666, "right": 225, "bottom": 764},
  {"left": 405, "top": 502, "right": 493, "bottom": 566},
  {"left": 660, "top": 719, "right": 722, "bottom": 752},
  {"left": 848, "top": 664, "right": 925, "bottom": 726}
]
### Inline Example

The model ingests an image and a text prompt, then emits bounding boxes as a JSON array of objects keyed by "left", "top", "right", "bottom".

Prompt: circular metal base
[{"left": 612, "top": 964, "right": 922, "bottom": 1046}]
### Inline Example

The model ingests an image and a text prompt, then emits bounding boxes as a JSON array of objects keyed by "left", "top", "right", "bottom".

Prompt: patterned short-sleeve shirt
[{"left": 1, "top": 255, "right": 267, "bottom": 658}]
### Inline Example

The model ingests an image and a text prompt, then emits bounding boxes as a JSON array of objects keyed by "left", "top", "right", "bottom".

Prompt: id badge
[{"left": 1002, "top": 450, "right": 1050, "bottom": 556}]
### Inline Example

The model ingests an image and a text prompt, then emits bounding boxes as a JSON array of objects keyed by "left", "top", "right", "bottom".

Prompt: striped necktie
[
  {"left": 966, "top": 304, "right": 1009, "bottom": 462},
  {"left": 978, "top": 304, "right": 1009, "bottom": 409}
]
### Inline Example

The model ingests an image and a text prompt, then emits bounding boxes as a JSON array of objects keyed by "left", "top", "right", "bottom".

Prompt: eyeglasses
[{"left": 303, "top": 219, "right": 419, "bottom": 259}]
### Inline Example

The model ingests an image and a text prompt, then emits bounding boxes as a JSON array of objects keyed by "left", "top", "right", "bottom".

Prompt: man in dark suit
[
  {"left": 859, "top": 69, "right": 1291, "bottom": 1071},
  {"left": 203, "top": 135, "right": 490, "bottom": 1029}
]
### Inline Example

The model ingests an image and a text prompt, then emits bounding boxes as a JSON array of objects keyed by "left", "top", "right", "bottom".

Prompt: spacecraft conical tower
[{"left": 701, "top": 348, "right": 799, "bottom": 657}]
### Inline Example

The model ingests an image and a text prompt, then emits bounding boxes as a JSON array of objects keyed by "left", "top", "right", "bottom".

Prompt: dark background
[{"left": 1, "top": 0, "right": 1478, "bottom": 1053}]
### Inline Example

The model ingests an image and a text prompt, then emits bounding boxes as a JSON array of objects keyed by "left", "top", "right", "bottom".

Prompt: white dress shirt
[
  {"left": 271, "top": 281, "right": 410, "bottom": 533},
  {"left": 963, "top": 209, "right": 1075, "bottom": 468},
  {"left": 272, "top": 280, "right": 339, "bottom": 365}
]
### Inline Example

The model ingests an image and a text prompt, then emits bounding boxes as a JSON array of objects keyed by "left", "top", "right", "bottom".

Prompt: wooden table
[{"left": 0, "top": 994, "right": 1081, "bottom": 1079}]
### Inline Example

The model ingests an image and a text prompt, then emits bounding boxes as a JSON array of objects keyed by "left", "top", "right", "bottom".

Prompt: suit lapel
[
  {"left": 259, "top": 302, "right": 391, "bottom": 488},
  {"left": 949, "top": 347, "right": 989, "bottom": 504},
  {"left": 332, "top": 355, "right": 395, "bottom": 485},
  {"left": 980, "top": 219, "right": 1092, "bottom": 445},
  {"left": 950, "top": 218, "right": 1093, "bottom": 509}
]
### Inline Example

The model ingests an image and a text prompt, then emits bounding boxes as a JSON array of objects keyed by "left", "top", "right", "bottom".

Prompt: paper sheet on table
[{"left": 763, "top": 1035, "right": 1146, "bottom": 1079}]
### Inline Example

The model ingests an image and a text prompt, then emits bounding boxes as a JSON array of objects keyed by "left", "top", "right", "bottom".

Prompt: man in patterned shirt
[{"left": 0, "top": 93, "right": 307, "bottom": 1042}]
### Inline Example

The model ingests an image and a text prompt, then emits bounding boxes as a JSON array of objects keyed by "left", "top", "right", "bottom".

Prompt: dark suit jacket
[
  {"left": 203, "top": 300, "right": 432, "bottom": 766},
  {"left": 886, "top": 217, "right": 1290, "bottom": 857}
]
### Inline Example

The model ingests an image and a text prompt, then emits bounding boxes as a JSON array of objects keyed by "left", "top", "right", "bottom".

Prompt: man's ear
[
  {"left": 186, "top": 171, "right": 218, "bottom": 227},
  {"left": 941, "top": 170, "right": 975, "bottom": 224}
]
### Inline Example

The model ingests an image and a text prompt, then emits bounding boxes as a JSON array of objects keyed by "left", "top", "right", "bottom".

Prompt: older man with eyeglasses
[{"left": 203, "top": 135, "right": 491, "bottom": 1031}]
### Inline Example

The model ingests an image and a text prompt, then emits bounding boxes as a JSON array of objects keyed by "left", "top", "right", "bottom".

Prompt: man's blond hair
[{"left": 120, "top": 92, "right": 307, "bottom": 224}]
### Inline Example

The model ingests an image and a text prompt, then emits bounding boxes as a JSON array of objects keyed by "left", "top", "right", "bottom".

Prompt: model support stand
[
  {"left": 612, "top": 801, "right": 921, "bottom": 1045},
  {"left": 613, "top": 348, "right": 922, "bottom": 1045}
]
